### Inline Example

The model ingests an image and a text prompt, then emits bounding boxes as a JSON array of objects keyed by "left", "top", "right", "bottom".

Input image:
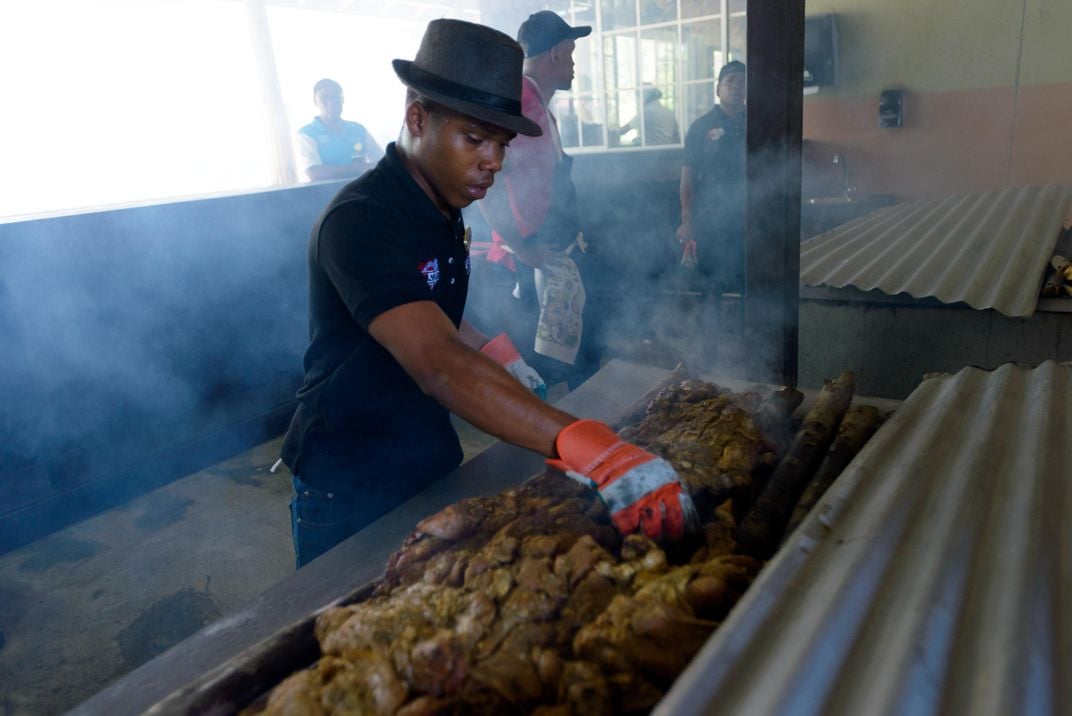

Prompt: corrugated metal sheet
[
  {"left": 657, "top": 360, "right": 1072, "bottom": 716},
  {"left": 800, "top": 185, "right": 1072, "bottom": 318}
]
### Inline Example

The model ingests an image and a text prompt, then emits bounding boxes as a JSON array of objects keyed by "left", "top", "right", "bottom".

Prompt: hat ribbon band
[{"left": 408, "top": 65, "right": 522, "bottom": 116}]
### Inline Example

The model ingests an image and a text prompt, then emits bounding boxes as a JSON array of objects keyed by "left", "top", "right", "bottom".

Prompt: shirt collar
[
  {"left": 717, "top": 105, "right": 746, "bottom": 123},
  {"left": 524, "top": 75, "right": 552, "bottom": 107},
  {"left": 312, "top": 116, "right": 346, "bottom": 133},
  {"left": 380, "top": 142, "right": 460, "bottom": 226}
]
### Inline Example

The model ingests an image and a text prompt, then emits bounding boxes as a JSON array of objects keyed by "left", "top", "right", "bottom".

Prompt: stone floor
[{"left": 0, "top": 418, "right": 501, "bottom": 715}]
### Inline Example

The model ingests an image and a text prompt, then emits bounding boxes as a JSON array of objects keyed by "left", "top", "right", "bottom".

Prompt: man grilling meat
[{"left": 279, "top": 19, "right": 699, "bottom": 568}]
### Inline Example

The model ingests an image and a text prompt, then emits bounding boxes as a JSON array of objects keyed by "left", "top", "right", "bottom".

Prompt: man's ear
[{"left": 403, "top": 101, "right": 428, "bottom": 138}]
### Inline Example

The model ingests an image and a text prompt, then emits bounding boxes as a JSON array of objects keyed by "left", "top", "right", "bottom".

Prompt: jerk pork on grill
[{"left": 254, "top": 375, "right": 870, "bottom": 715}]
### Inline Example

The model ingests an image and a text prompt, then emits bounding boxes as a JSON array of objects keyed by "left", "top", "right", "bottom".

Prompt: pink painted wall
[{"left": 802, "top": 89, "right": 1072, "bottom": 201}]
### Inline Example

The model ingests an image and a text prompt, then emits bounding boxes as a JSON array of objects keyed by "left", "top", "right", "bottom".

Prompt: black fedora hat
[{"left": 393, "top": 19, "right": 542, "bottom": 137}]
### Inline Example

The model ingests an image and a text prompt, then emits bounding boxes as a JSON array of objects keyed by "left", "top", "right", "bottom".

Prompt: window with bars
[{"left": 546, "top": 0, "right": 746, "bottom": 152}]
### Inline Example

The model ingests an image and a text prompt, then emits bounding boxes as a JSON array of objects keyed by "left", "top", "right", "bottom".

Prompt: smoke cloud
[{"left": 0, "top": 185, "right": 334, "bottom": 545}]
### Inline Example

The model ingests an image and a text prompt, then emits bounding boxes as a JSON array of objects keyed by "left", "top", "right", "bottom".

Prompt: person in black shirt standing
[
  {"left": 677, "top": 61, "right": 747, "bottom": 293},
  {"left": 280, "top": 19, "right": 699, "bottom": 568}
]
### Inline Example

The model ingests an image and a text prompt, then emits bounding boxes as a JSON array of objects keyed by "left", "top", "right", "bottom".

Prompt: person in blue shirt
[{"left": 296, "top": 78, "right": 385, "bottom": 182}]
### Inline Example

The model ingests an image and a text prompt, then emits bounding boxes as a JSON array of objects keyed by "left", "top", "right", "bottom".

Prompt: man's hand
[
  {"left": 680, "top": 239, "right": 698, "bottom": 270},
  {"left": 675, "top": 221, "right": 692, "bottom": 244},
  {"left": 481, "top": 333, "right": 548, "bottom": 399},
  {"left": 548, "top": 419, "right": 700, "bottom": 542},
  {"left": 676, "top": 221, "right": 698, "bottom": 270}
]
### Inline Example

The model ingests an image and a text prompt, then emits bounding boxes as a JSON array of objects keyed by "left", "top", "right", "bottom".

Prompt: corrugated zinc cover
[
  {"left": 800, "top": 185, "right": 1072, "bottom": 318},
  {"left": 657, "top": 360, "right": 1072, "bottom": 716}
]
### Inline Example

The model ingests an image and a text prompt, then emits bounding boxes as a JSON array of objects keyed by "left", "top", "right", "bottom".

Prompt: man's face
[
  {"left": 551, "top": 39, "right": 577, "bottom": 91},
  {"left": 315, "top": 87, "right": 344, "bottom": 122},
  {"left": 416, "top": 109, "right": 514, "bottom": 213},
  {"left": 717, "top": 70, "right": 746, "bottom": 110}
]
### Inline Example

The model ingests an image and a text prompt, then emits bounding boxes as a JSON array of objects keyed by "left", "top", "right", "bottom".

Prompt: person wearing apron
[{"left": 473, "top": 11, "right": 600, "bottom": 391}]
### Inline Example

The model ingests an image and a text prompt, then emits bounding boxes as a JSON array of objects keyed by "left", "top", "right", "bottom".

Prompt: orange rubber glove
[
  {"left": 481, "top": 333, "right": 547, "bottom": 399},
  {"left": 548, "top": 419, "right": 700, "bottom": 542}
]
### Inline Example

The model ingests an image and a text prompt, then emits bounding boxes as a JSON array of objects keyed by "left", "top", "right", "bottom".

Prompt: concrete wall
[
  {"left": 802, "top": 0, "right": 1072, "bottom": 197},
  {"left": 798, "top": 0, "right": 1072, "bottom": 396},
  {"left": 0, "top": 183, "right": 339, "bottom": 551},
  {"left": 799, "top": 292, "right": 1072, "bottom": 399}
]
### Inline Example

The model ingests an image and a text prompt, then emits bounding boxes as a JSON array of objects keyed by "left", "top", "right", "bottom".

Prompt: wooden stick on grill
[
  {"left": 781, "top": 403, "right": 881, "bottom": 541},
  {"left": 1052, "top": 254, "right": 1072, "bottom": 280},
  {"left": 1042, "top": 269, "right": 1066, "bottom": 298},
  {"left": 737, "top": 371, "right": 855, "bottom": 560}
]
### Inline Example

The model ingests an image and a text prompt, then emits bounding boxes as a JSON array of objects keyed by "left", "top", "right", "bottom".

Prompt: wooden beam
[{"left": 744, "top": 0, "right": 805, "bottom": 386}]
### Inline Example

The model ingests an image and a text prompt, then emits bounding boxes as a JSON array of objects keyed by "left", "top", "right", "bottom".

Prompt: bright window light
[
  {"left": 0, "top": 1, "right": 467, "bottom": 221},
  {"left": 0, "top": 0, "right": 274, "bottom": 219}
]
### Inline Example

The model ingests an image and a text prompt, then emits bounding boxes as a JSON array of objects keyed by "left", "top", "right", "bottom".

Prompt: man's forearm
[
  {"left": 679, "top": 167, "right": 696, "bottom": 225},
  {"left": 436, "top": 339, "right": 574, "bottom": 456},
  {"left": 370, "top": 302, "right": 574, "bottom": 457}
]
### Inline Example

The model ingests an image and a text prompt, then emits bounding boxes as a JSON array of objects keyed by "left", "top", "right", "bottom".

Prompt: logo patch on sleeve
[{"left": 417, "top": 258, "right": 440, "bottom": 289}]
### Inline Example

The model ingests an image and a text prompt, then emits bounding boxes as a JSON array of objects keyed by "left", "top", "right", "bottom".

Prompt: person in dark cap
[
  {"left": 677, "top": 60, "right": 747, "bottom": 289},
  {"left": 472, "top": 11, "right": 600, "bottom": 394},
  {"left": 279, "top": 19, "right": 699, "bottom": 567}
]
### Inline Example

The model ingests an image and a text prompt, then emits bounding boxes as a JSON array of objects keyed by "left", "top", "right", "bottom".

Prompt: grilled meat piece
[
  {"left": 620, "top": 380, "right": 799, "bottom": 516},
  {"left": 383, "top": 475, "right": 615, "bottom": 592},
  {"left": 574, "top": 553, "right": 761, "bottom": 684},
  {"left": 263, "top": 651, "right": 407, "bottom": 716}
]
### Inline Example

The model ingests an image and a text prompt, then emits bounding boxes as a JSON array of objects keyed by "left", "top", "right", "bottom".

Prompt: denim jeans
[
  {"left": 287, "top": 427, "right": 460, "bottom": 568},
  {"left": 289, "top": 475, "right": 366, "bottom": 569}
]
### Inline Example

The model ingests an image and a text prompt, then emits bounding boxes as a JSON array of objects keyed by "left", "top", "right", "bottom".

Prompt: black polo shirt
[
  {"left": 281, "top": 143, "right": 470, "bottom": 485},
  {"left": 683, "top": 104, "right": 747, "bottom": 228}
]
